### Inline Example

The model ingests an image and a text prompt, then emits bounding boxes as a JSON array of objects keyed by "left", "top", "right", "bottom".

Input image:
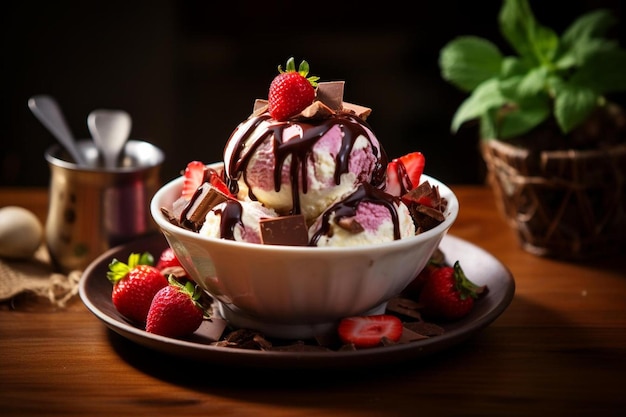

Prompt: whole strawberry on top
[
  {"left": 268, "top": 57, "right": 319, "bottom": 121},
  {"left": 107, "top": 252, "right": 168, "bottom": 324},
  {"left": 146, "top": 276, "right": 207, "bottom": 338},
  {"left": 418, "top": 261, "right": 486, "bottom": 321}
]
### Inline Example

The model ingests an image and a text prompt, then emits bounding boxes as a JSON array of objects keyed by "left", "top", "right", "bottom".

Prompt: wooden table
[{"left": 1, "top": 186, "right": 624, "bottom": 416}]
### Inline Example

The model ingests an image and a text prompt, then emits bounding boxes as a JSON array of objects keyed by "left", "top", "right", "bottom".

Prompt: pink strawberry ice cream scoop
[
  {"left": 223, "top": 84, "right": 387, "bottom": 224},
  {"left": 308, "top": 183, "right": 416, "bottom": 247}
]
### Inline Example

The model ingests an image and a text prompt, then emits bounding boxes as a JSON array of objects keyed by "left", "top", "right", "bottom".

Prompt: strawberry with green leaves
[
  {"left": 146, "top": 276, "right": 207, "bottom": 338},
  {"left": 107, "top": 252, "right": 168, "bottom": 324},
  {"left": 337, "top": 314, "right": 403, "bottom": 348},
  {"left": 418, "top": 261, "right": 486, "bottom": 321},
  {"left": 268, "top": 57, "right": 319, "bottom": 121}
]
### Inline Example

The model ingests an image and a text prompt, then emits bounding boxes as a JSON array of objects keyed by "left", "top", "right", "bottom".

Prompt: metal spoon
[
  {"left": 28, "top": 95, "right": 88, "bottom": 166},
  {"left": 87, "top": 109, "right": 132, "bottom": 169}
]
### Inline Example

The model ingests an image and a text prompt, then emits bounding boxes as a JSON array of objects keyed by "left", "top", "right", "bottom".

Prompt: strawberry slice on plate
[
  {"left": 337, "top": 314, "right": 403, "bottom": 348},
  {"left": 385, "top": 152, "right": 426, "bottom": 197}
]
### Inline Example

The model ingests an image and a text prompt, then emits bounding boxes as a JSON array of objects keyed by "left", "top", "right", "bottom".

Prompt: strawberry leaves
[{"left": 107, "top": 251, "right": 154, "bottom": 284}]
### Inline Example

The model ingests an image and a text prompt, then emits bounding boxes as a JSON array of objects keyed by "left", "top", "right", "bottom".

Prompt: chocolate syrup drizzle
[
  {"left": 224, "top": 111, "right": 388, "bottom": 216},
  {"left": 309, "top": 182, "right": 403, "bottom": 246}
]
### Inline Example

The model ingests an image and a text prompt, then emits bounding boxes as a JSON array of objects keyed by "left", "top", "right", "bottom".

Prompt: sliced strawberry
[
  {"left": 181, "top": 161, "right": 206, "bottom": 200},
  {"left": 207, "top": 167, "right": 231, "bottom": 196},
  {"left": 385, "top": 152, "right": 426, "bottom": 197},
  {"left": 337, "top": 314, "right": 403, "bottom": 348}
]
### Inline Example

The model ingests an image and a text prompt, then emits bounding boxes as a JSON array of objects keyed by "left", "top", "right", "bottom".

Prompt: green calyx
[
  {"left": 167, "top": 275, "right": 209, "bottom": 318},
  {"left": 106, "top": 252, "right": 154, "bottom": 284},
  {"left": 452, "top": 261, "right": 483, "bottom": 300},
  {"left": 439, "top": 0, "right": 626, "bottom": 140},
  {"left": 278, "top": 57, "right": 320, "bottom": 88}
]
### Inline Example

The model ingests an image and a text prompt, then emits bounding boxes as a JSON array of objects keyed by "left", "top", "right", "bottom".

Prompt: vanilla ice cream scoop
[
  {"left": 308, "top": 183, "right": 416, "bottom": 247},
  {"left": 199, "top": 199, "right": 279, "bottom": 244}
]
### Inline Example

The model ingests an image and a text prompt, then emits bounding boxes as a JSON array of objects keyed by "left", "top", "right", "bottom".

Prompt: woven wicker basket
[{"left": 480, "top": 139, "right": 626, "bottom": 259}]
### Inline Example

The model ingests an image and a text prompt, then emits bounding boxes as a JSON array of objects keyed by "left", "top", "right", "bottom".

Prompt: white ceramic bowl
[{"left": 150, "top": 164, "right": 459, "bottom": 339}]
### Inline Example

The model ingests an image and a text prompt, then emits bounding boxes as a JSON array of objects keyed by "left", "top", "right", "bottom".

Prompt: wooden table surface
[{"left": 1, "top": 186, "right": 624, "bottom": 416}]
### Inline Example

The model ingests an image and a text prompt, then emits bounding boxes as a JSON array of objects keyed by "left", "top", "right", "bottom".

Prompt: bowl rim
[{"left": 150, "top": 163, "right": 459, "bottom": 254}]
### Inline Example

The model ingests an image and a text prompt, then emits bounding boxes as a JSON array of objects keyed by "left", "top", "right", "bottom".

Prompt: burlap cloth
[{"left": 0, "top": 245, "right": 81, "bottom": 308}]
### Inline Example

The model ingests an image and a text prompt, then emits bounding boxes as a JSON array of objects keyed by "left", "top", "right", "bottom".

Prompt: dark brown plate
[{"left": 79, "top": 233, "right": 515, "bottom": 370}]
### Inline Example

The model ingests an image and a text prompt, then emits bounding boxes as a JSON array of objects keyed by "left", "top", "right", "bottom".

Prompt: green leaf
[
  {"left": 570, "top": 49, "right": 626, "bottom": 94},
  {"left": 557, "top": 10, "right": 618, "bottom": 69},
  {"left": 498, "top": 0, "right": 559, "bottom": 65},
  {"left": 498, "top": 97, "right": 551, "bottom": 138},
  {"left": 451, "top": 78, "right": 505, "bottom": 133},
  {"left": 480, "top": 112, "right": 498, "bottom": 140},
  {"left": 439, "top": 36, "right": 503, "bottom": 92},
  {"left": 554, "top": 85, "right": 599, "bottom": 133},
  {"left": 561, "top": 9, "right": 617, "bottom": 49},
  {"left": 500, "top": 66, "right": 549, "bottom": 100}
]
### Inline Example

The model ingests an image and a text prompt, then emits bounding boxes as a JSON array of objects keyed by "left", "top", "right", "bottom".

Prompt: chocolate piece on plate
[
  {"left": 181, "top": 183, "right": 230, "bottom": 231},
  {"left": 260, "top": 214, "right": 309, "bottom": 246},
  {"left": 404, "top": 321, "right": 445, "bottom": 337}
]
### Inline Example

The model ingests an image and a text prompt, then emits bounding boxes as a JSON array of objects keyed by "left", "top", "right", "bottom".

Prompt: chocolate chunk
[
  {"left": 398, "top": 327, "right": 430, "bottom": 343},
  {"left": 404, "top": 321, "right": 445, "bottom": 337},
  {"left": 387, "top": 297, "right": 423, "bottom": 320},
  {"left": 180, "top": 183, "right": 231, "bottom": 231},
  {"left": 316, "top": 81, "right": 345, "bottom": 111},
  {"left": 259, "top": 215, "right": 309, "bottom": 246},
  {"left": 336, "top": 217, "right": 364, "bottom": 234}
]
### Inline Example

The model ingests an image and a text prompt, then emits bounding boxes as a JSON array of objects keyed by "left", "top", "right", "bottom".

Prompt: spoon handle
[{"left": 28, "top": 95, "right": 88, "bottom": 166}]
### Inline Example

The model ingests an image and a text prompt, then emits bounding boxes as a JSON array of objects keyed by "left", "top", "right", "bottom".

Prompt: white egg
[{"left": 0, "top": 206, "right": 44, "bottom": 259}]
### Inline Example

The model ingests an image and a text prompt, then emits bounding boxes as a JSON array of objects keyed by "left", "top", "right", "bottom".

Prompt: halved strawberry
[
  {"left": 207, "top": 167, "right": 231, "bottom": 196},
  {"left": 181, "top": 161, "right": 206, "bottom": 199},
  {"left": 268, "top": 57, "right": 319, "bottom": 121},
  {"left": 337, "top": 314, "right": 403, "bottom": 348},
  {"left": 385, "top": 152, "right": 426, "bottom": 197}
]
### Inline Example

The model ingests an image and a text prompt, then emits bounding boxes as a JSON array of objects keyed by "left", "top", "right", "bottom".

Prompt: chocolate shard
[
  {"left": 386, "top": 297, "right": 423, "bottom": 320},
  {"left": 181, "top": 183, "right": 231, "bottom": 231},
  {"left": 260, "top": 214, "right": 309, "bottom": 246},
  {"left": 341, "top": 102, "right": 372, "bottom": 120},
  {"left": 316, "top": 81, "right": 345, "bottom": 110},
  {"left": 298, "top": 101, "right": 335, "bottom": 120},
  {"left": 398, "top": 327, "right": 429, "bottom": 343},
  {"left": 253, "top": 99, "right": 269, "bottom": 115},
  {"left": 404, "top": 321, "right": 445, "bottom": 337}
]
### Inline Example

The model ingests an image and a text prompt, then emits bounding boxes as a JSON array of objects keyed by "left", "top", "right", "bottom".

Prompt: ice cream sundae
[{"left": 162, "top": 57, "right": 447, "bottom": 247}]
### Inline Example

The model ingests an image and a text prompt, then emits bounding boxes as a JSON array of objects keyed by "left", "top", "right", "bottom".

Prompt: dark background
[{"left": 3, "top": 0, "right": 624, "bottom": 187}]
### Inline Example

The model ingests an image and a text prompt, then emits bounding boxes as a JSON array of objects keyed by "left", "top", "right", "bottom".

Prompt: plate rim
[{"left": 79, "top": 233, "right": 515, "bottom": 369}]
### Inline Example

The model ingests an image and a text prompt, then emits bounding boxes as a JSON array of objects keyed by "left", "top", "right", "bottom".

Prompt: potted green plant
[{"left": 439, "top": 0, "right": 626, "bottom": 259}]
